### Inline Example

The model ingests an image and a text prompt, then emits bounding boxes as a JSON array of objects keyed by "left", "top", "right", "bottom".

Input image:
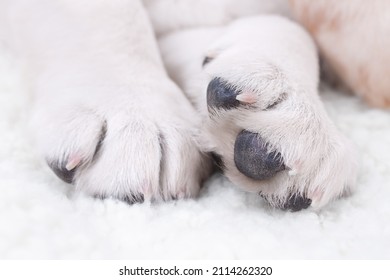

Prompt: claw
[
  {"left": 236, "top": 92, "right": 257, "bottom": 104},
  {"left": 65, "top": 154, "right": 82, "bottom": 171}
]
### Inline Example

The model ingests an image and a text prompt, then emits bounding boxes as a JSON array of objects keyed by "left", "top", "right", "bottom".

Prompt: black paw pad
[
  {"left": 47, "top": 160, "right": 77, "bottom": 184},
  {"left": 207, "top": 77, "right": 240, "bottom": 110},
  {"left": 234, "top": 130, "right": 285, "bottom": 180},
  {"left": 282, "top": 194, "right": 312, "bottom": 212},
  {"left": 123, "top": 194, "right": 145, "bottom": 204}
]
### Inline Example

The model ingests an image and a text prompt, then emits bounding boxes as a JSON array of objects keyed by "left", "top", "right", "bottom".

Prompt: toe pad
[{"left": 234, "top": 130, "right": 285, "bottom": 180}]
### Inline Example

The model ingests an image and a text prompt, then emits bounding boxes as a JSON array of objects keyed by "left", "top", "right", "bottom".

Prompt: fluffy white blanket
[{"left": 0, "top": 49, "right": 389, "bottom": 259}]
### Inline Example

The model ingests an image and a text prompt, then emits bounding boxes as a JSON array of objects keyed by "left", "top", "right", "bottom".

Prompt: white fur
[
  {"left": 2, "top": 40, "right": 390, "bottom": 259},
  {"left": 159, "top": 16, "right": 357, "bottom": 208},
  {"left": 143, "top": 0, "right": 291, "bottom": 36},
  {"left": 1, "top": 0, "right": 211, "bottom": 201},
  {"left": 0, "top": 0, "right": 357, "bottom": 209}
]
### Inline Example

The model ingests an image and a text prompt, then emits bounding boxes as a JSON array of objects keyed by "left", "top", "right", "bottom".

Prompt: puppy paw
[
  {"left": 159, "top": 15, "right": 357, "bottom": 210},
  {"left": 198, "top": 17, "right": 357, "bottom": 210},
  {"left": 32, "top": 81, "right": 211, "bottom": 203},
  {"left": 202, "top": 63, "right": 357, "bottom": 210}
]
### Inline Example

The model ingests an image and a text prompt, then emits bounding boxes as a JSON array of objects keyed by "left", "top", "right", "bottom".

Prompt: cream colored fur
[{"left": 290, "top": 0, "right": 390, "bottom": 108}]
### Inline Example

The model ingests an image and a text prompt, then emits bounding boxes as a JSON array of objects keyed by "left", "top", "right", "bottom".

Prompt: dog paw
[
  {"left": 202, "top": 61, "right": 356, "bottom": 211},
  {"left": 32, "top": 81, "right": 211, "bottom": 203},
  {"left": 197, "top": 17, "right": 357, "bottom": 210}
]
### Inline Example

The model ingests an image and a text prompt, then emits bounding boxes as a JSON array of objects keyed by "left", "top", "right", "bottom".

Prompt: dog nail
[
  {"left": 234, "top": 130, "right": 285, "bottom": 180},
  {"left": 236, "top": 92, "right": 257, "bottom": 104},
  {"left": 65, "top": 155, "right": 82, "bottom": 171},
  {"left": 288, "top": 169, "right": 298, "bottom": 176},
  {"left": 176, "top": 191, "right": 186, "bottom": 200}
]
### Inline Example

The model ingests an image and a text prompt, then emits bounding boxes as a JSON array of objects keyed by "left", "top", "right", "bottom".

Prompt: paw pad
[
  {"left": 281, "top": 194, "right": 312, "bottom": 212},
  {"left": 207, "top": 78, "right": 240, "bottom": 110},
  {"left": 47, "top": 159, "right": 78, "bottom": 184},
  {"left": 234, "top": 130, "right": 285, "bottom": 180}
]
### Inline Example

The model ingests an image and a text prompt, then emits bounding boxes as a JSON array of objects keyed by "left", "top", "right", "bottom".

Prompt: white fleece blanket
[{"left": 0, "top": 49, "right": 389, "bottom": 260}]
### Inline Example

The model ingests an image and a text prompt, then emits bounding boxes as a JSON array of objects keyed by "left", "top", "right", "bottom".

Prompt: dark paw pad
[
  {"left": 123, "top": 194, "right": 145, "bottom": 204},
  {"left": 47, "top": 160, "right": 77, "bottom": 184},
  {"left": 282, "top": 194, "right": 312, "bottom": 212},
  {"left": 234, "top": 130, "right": 285, "bottom": 180},
  {"left": 207, "top": 77, "right": 240, "bottom": 110}
]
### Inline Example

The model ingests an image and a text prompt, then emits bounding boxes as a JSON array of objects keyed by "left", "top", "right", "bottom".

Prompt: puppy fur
[
  {"left": 158, "top": 16, "right": 356, "bottom": 209},
  {"left": 0, "top": 0, "right": 361, "bottom": 209}
]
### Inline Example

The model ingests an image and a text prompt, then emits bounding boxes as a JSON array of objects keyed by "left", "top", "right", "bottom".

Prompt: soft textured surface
[{"left": 0, "top": 49, "right": 389, "bottom": 260}]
